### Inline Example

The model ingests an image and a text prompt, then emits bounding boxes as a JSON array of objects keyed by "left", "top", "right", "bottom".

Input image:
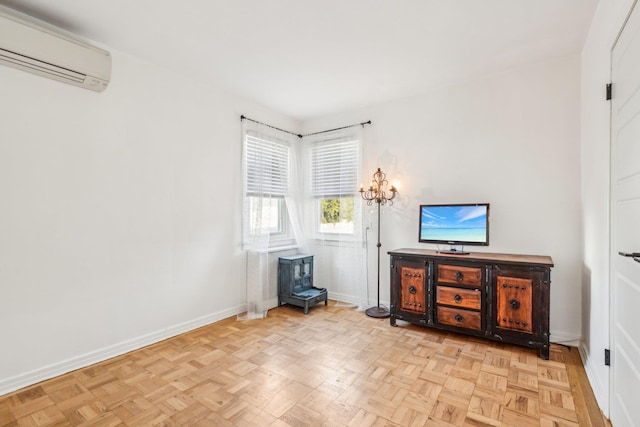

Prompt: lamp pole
[{"left": 360, "top": 168, "right": 397, "bottom": 318}]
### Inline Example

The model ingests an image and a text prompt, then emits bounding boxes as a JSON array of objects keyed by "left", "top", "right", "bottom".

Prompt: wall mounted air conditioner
[{"left": 0, "top": 6, "right": 111, "bottom": 92}]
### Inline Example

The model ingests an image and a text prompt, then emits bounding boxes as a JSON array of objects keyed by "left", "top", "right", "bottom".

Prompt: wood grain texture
[
  {"left": 496, "top": 276, "right": 533, "bottom": 333},
  {"left": 400, "top": 266, "right": 427, "bottom": 313},
  {"left": 437, "top": 286, "right": 481, "bottom": 310},
  {"left": 437, "top": 265, "right": 482, "bottom": 287},
  {"left": 0, "top": 303, "right": 606, "bottom": 426},
  {"left": 437, "top": 306, "right": 482, "bottom": 331}
]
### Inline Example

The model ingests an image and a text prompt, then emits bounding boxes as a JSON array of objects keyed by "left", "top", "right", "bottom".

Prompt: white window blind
[
  {"left": 245, "top": 132, "right": 289, "bottom": 197},
  {"left": 311, "top": 138, "right": 359, "bottom": 197}
]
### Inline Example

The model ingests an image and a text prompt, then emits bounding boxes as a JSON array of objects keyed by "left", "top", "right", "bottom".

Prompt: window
[
  {"left": 318, "top": 196, "right": 354, "bottom": 233},
  {"left": 246, "top": 196, "right": 287, "bottom": 235},
  {"left": 311, "top": 136, "right": 360, "bottom": 235},
  {"left": 244, "top": 131, "right": 293, "bottom": 246}
]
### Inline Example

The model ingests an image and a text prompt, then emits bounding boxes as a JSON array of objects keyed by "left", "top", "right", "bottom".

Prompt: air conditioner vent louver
[
  {"left": 0, "top": 48, "right": 86, "bottom": 83},
  {"left": 0, "top": 6, "right": 111, "bottom": 92}
]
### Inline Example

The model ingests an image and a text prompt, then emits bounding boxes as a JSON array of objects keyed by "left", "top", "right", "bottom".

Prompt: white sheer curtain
[
  {"left": 239, "top": 119, "right": 305, "bottom": 320},
  {"left": 301, "top": 126, "right": 367, "bottom": 308}
]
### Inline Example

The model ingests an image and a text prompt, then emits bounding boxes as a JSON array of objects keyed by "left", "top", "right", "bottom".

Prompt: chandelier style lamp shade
[{"left": 360, "top": 167, "right": 397, "bottom": 318}]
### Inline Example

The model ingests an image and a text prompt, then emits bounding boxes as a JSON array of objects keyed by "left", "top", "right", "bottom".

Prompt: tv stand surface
[{"left": 388, "top": 248, "right": 553, "bottom": 359}]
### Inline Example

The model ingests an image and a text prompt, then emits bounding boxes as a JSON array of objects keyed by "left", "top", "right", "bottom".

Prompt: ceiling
[{"left": 0, "top": 0, "right": 598, "bottom": 120}]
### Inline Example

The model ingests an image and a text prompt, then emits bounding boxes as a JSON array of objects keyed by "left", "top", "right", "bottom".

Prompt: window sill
[{"left": 267, "top": 244, "right": 299, "bottom": 253}]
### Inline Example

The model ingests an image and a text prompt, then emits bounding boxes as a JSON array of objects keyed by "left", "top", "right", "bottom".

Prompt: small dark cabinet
[
  {"left": 278, "top": 255, "right": 327, "bottom": 314},
  {"left": 389, "top": 249, "right": 553, "bottom": 359}
]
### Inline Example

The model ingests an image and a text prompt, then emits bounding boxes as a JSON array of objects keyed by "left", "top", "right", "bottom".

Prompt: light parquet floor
[{"left": 0, "top": 302, "right": 605, "bottom": 426}]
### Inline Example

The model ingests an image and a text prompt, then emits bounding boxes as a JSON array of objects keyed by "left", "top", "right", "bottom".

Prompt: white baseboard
[
  {"left": 326, "top": 291, "right": 389, "bottom": 310},
  {"left": 0, "top": 305, "right": 242, "bottom": 397},
  {"left": 550, "top": 330, "right": 582, "bottom": 347},
  {"left": 579, "top": 340, "right": 609, "bottom": 417}
]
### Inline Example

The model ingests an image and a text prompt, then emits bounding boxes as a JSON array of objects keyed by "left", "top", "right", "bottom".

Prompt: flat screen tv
[{"left": 419, "top": 203, "right": 489, "bottom": 254}]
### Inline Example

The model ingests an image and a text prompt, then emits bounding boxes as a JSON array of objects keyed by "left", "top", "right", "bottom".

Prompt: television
[{"left": 419, "top": 203, "right": 489, "bottom": 254}]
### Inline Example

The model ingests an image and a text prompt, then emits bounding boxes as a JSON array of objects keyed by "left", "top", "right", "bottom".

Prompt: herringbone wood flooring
[{"left": 0, "top": 302, "right": 605, "bottom": 426}]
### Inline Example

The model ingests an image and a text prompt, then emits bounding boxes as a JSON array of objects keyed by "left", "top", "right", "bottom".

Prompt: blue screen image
[{"left": 420, "top": 205, "right": 488, "bottom": 244}]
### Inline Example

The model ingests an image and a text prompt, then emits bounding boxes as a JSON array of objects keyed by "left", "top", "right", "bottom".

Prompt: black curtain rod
[
  {"left": 303, "top": 120, "right": 372, "bottom": 137},
  {"left": 240, "top": 115, "right": 303, "bottom": 138},
  {"left": 240, "top": 115, "right": 372, "bottom": 139}
]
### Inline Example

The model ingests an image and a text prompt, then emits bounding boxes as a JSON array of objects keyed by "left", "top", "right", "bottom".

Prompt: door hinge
[
  {"left": 605, "top": 348, "right": 610, "bottom": 366},
  {"left": 606, "top": 83, "right": 612, "bottom": 101}
]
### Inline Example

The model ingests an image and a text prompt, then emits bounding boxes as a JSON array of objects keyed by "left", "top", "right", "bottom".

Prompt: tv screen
[{"left": 419, "top": 203, "right": 489, "bottom": 247}]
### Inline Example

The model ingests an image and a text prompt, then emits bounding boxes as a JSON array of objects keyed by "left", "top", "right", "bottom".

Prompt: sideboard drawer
[
  {"left": 437, "top": 306, "right": 482, "bottom": 331},
  {"left": 437, "top": 265, "right": 482, "bottom": 287},
  {"left": 436, "top": 286, "right": 481, "bottom": 310}
]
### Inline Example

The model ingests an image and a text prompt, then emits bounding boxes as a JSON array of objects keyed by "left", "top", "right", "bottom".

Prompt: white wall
[
  {"left": 580, "top": 0, "right": 636, "bottom": 415},
  {"left": 0, "top": 47, "right": 297, "bottom": 395},
  {"left": 303, "top": 54, "right": 583, "bottom": 344}
]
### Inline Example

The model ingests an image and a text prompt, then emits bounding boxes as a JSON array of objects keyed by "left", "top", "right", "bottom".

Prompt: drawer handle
[
  {"left": 454, "top": 294, "right": 462, "bottom": 303},
  {"left": 409, "top": 286, "right": 417, "bottom": 294},
  {"left": 510, "top": 299, "right": 520, "bottom": 310},
  {"left": 454, "top": 314, "right": 464, "bottom": 322},
  {"left": 456, "top": 272, "right": 464, "bottom": 282}
]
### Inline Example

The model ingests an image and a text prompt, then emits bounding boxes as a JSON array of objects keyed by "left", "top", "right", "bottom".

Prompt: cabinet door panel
[
  {"left": 496, "top": 276, "right": 533, "bottom": 333},
  {"left": 400, "top": 266, "right": 426, "bottom": 313}
]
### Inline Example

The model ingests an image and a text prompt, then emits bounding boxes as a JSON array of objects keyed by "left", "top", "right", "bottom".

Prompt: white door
[{"left": 611, "top": 1, "right": 640, "bottom": 425}]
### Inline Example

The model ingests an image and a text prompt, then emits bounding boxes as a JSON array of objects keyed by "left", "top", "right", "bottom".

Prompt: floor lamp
[{"left": 360, "top": 168, "right": 397, "bottom": 318}]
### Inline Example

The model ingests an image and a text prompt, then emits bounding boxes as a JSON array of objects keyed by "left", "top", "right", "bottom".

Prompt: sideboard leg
[{"left": 540, "top": 346, "right": 550, "bottom": 360}]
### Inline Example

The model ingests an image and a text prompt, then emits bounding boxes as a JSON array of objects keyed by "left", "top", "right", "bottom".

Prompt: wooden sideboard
[{"left": 388, "top": 248, "right": 554, "bottom": 359}]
